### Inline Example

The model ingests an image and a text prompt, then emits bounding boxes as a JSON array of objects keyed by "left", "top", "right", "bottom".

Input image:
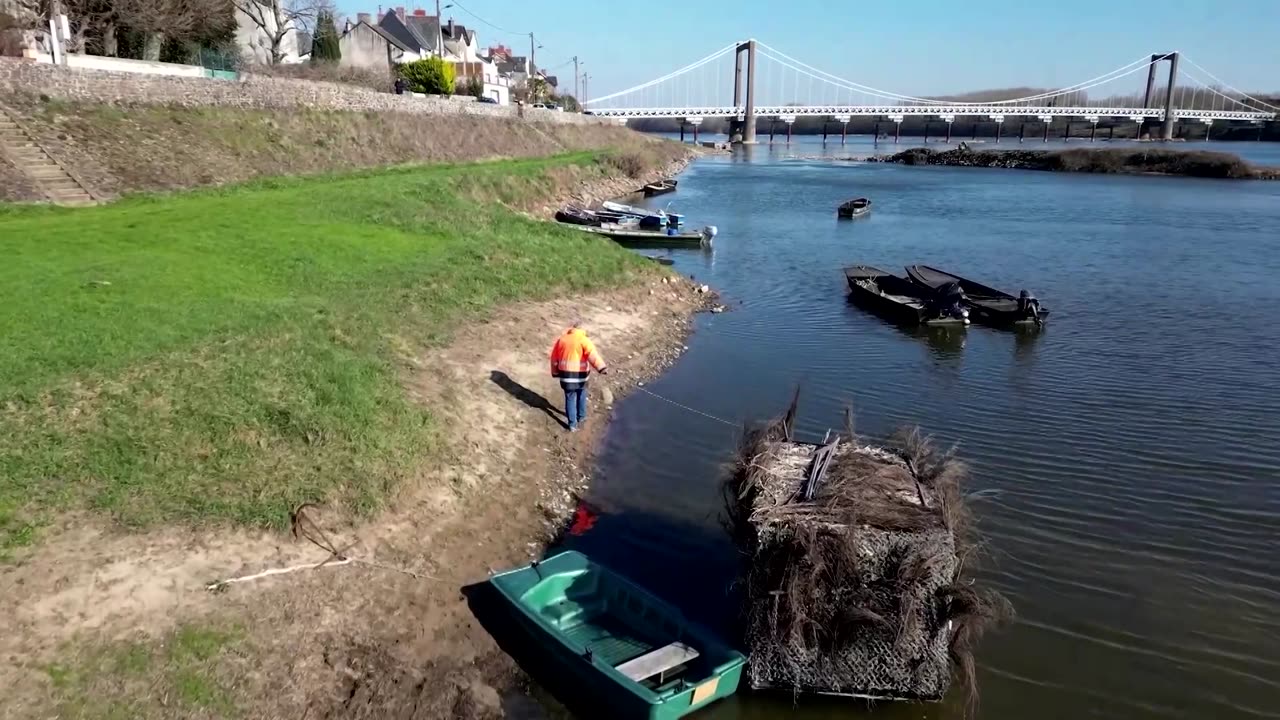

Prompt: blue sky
[{"left": 340, "top": 0, "right": 1280, "bottom": 100}]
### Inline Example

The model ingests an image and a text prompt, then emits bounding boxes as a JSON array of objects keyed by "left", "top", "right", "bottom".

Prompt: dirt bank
[
  {"left": 3, "top": 276, "right": 711, "bottom": 718},
  {"left": 0, "top": 95, "right": 691, "bottom": 201}
]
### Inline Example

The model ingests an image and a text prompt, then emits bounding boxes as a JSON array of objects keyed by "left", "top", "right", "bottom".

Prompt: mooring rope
[
  {"left": 634, "top": 385, "right": 738, "bottom": 427},
  {"left": 205, "top": 505, "right": 437, "bottom": 592}
]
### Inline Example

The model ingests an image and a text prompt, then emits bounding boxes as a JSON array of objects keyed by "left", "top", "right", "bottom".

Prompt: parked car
[{"left": 478, "top": 96, "right": 499, "bottom": 104}]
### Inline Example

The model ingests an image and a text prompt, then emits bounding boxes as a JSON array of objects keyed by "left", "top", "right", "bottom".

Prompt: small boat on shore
[
  {"left": 837, "top": 197, "right": 872, "bottom": 219},
  {"left": 905, "top": 265, "right": 1048, "bottom": 326},
  {"left": 571, "top": 224, "right": 716, "bottom": 249},
  {"left": 601, "top": 200, "right": 682, "bottom": 228},
  {"left": 844, "top": 265, "right": 969, "bottom": 326},
  {"left": 489, "top": 551, "right": 746, "bottom": 719},
  {"left": 642, "top": 179, "right": 678, "bottom": 197},
  {"left": 555, "top": 205, "right": 599, "bottom": 226}
]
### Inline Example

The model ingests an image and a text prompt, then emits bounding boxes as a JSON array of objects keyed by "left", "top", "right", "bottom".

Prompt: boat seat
[{"left": 614, "top": 642, "right": 700, "bottom": 683}]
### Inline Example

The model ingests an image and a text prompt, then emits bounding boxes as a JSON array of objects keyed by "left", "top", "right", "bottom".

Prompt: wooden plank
[{"left": 615, "top": 642, "right": 700, "bottom": 681}]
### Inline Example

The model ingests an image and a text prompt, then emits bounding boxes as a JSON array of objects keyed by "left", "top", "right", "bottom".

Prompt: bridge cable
[
  {"left": 756, "top": 41, "right": 1157, "bottom": 106},
  {"left": 584, "top": 42, "right": 739, "bottom": 106},
  {"left": 1178, "top": 56, "right": 1279, "bottom": 112},
  {"left": 755, "top": 48, "right": 1159, "bottom": 108}
]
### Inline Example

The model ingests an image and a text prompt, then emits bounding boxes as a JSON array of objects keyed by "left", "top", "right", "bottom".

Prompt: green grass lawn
[{"left": 0, "top": 153, "right": 652, "bottom": 552}]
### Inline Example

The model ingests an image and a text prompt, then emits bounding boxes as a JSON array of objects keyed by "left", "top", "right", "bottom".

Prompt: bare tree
[
  {"left": 232, "top": 0, "right": 331, "bottom": 65},
  {"left": 114, "top": 0, "right": 228, "bottom": 60}
]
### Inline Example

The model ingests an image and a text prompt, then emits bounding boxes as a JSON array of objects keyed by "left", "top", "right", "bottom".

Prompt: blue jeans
[{"left": 563, "top": 385, "right": 588, "bottom": 428}]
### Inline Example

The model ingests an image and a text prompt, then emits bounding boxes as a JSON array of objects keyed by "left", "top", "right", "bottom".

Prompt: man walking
[{"left": 550, "top": 322, "right": 607, "bottom": 432}]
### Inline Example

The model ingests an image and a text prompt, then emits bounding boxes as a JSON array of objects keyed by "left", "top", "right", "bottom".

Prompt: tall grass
[{"left": 0, "top": 154, "right": 654, "bottom": 551}]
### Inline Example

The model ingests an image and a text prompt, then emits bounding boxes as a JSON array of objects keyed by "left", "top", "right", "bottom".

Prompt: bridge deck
[{"left": 587, "top": 105, "right": 1275, "bottom": 122}]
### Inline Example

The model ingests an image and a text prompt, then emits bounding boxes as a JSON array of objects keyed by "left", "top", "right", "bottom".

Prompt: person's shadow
[{"left": 490, "top": 370, "right": 568, "bottom": 429}]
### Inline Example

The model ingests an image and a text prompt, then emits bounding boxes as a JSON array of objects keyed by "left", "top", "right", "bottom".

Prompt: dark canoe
[
  {"left": 844, "top": 265, "right": 970, "bottom": 326},
  {"left": 837, "top": 197, "right": 871, "bottom": 218},
  {"left": 555, "top": 206, "right": 598, "bottom": 226},
  {"left": 905, "top": 265, "right": 1050, "bottom": 326},
  {"left": 642, "top": 179, "right": 678, "bottom": 197},
  {"left": 489, "top": 551, "right": 746, "bottom": 719},
  {"left": 570, "top": 224, "right": 715, "bottom": 249}
]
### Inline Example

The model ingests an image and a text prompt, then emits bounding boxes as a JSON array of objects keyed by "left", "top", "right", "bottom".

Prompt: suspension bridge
[{"left": 583, "top": 41, "right": 1277, "bottom": 143}]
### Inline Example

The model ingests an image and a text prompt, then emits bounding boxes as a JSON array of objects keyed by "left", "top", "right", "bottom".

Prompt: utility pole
[
  {"left": 529, "top": 32, "right": 536, "bottom": 76},
  {"left": 573, "top": 56, "right": 580, "bottom": 109},
  {"left": 435, "top": 0, "right": 442, "bottom": 58}
]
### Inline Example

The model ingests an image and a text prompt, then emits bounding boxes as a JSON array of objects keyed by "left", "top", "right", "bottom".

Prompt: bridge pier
[
  {"left": 1063, "top": 120, "right": 1071, "bottom": 141},
  {"left": 1019, "top": 122, "right": 1026, "bottom": 142},
  {"left": 1038, "top": 115, "right": 1052, "bottom": 143},
  {"left": 833, "top": 115, "right": 850, "bottom": 146},
  {"left": 992, "top": 115, "right": 1004, "bottom": 144},
  {"left": 729, "top": 40, "right": 758, "bottom": 144},
  {"left": 923, "top": 121, "right": 929, "bottom": 143},
  {"left": 943, "top": 116, "right": 954, "bottom": 143},
  {"left": 1160, "top": 52, "right": 1179, "bottom": 140}
]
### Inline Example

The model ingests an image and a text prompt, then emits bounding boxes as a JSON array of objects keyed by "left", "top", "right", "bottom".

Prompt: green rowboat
[{"left": 488, "top": 551, "right": 746, "bottom": 719}]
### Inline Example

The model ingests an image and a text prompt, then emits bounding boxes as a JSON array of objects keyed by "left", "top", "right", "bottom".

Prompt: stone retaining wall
[{"left": 0, "top": 58, "right": 604, "bottom": 125}]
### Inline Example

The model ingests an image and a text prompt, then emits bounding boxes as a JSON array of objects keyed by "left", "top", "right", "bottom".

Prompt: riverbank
[
  {"left": 868, "top": 146, "right": 1280, "bottom": 179},
  {"left": 0, "top": 151, "right": 707, "bottom": 719}
]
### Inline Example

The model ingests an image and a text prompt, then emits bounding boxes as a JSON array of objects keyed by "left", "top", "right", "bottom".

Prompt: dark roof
[
  {"left": 378, "top": 10, "right": 438, "bottom": 54},
  {"left": 497, "top": 56, "right": 528, "bottom": 75},
  {"left": 404, "top": 14, "right": 440, "bottom": 52},
  {"left": 362, "top": 22, "right": 411, "bottom": 52},
  {"left": 442, "top": 23, "right": 474, "bottom": 44}
]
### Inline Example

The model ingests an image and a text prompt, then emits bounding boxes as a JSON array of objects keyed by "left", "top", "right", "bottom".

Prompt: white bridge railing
[{"left": 587, "top": 105, "right": 1276, "bottom": 122}]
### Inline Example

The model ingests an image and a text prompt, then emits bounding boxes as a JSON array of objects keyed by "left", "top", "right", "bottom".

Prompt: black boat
[
  {"left": 554, "top": 205, "right": 597, "bottom": 226},
  {"left": 844, "top": 265, "right": 970, "bottom": 326},
  {"left": 905, "top": 265, "right": 1049, "bottom": 326},
  {"left": 838, "top": 197, "right": 872, "bottom": 219},
  {"left": 642, "top": 179, "right": 678, "bottom": 197}
]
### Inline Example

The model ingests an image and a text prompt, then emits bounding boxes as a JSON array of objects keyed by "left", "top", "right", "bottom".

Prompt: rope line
[
  {"left": 205, "top": 505, "right": 437, "bottom": 592},
  {"left": 635, "top": 386, "right": 738, "bottom": 427}
]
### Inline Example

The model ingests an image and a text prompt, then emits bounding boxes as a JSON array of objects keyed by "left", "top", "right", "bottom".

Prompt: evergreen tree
[{"left": 311, "top": 10, "right": 341, "bottom": 64}]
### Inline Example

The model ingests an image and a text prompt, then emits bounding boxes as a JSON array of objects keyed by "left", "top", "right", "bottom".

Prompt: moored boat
[
  {"left": 571, "top": 224, "right": 716, "bottom": 249},
  {"left": 844, "top": 265, "right": 969, "bottom": 325},
  {"left": 905, "top": 265, "right": 1049, "bottom": 326},
  {"left": 601, "top": 200, "right": 679, "bottom": 228},
  {"left": 642, "top": 179, "right": 678, "bottom": 197},
  {"left": 555, "top": 205, "right": 599, "bottom": 226},
  {"left": 488, "top": 551, "right": 747, "bottom": 720},
  {"left": 837, "top": 197, "right": 872, "bottom": 218}
]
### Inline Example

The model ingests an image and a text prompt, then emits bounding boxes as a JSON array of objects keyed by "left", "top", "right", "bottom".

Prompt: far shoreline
[{"left": 864, "top": 146, "right": 1280, "bottom": 180}]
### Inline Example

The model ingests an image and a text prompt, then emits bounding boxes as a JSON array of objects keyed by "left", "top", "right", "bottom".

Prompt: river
[{"left": 557, "top": 137, "right": 1280, "bottom": 719}]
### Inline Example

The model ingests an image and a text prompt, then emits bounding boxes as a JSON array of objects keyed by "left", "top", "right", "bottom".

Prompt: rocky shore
[{"left": 869, "top": 146, "right": 1279, "bottom": 179}]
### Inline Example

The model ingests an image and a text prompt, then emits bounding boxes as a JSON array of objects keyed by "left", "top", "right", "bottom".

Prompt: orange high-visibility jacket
[{"left": 550, "top": 328, "right": 606, "bottom": 387}]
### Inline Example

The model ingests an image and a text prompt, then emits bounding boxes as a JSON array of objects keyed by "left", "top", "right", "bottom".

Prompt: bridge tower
[
  {"left": 1142, "top": 52, "right": 1180, "bottom": 140},
  {"left": 729, "top": 40, "right": 758, "bottom": 144}
]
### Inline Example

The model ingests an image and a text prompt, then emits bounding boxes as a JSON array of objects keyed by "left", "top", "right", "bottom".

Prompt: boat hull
[
  {"left": 489, "top": 552, "right": 746, "bottom": 720},
  {"left": 845, "top": 265, "right": 968, "bottom": 326},
  {"left": 905, "top": 264, "right": 1050, "bottom": 326},
  {"left": 570, "top": 225, "right": 712, "bottom": 249}
]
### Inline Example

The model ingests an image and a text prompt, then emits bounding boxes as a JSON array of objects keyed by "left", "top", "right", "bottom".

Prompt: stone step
[
  {"left": 40, "top": 177, "right": 81, "bottom": 187},
  {"left": 7, "top": 148, "right": 49, "bottom": 158},
  {"left": 47, "top": 190, "right": 91, "bottom": 200},
  {"left": 30, "top": 170, "right": 73, "bottom": 180}
]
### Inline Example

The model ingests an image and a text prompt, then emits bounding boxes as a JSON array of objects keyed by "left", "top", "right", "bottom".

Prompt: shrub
[
  {"left": 601, "top": 150, "right": 650, "bottom": 178},
  {"left": 399, "top": 57, "right": 455, "bottom": 96},
  {"left": 462, "top": 76, "right": 484, "bottom": 98}
]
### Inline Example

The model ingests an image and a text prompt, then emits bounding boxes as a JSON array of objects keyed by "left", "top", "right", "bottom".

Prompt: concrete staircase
[{"left": 0, "top": 111, "right": 96, "bottom": 206}]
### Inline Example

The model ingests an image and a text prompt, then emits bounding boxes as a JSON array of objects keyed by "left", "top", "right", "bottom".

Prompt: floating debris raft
[{"left": 725, "top": 400, "right": 1006, "bottom": 710}]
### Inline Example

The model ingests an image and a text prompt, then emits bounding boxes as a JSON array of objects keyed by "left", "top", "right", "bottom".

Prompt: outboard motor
[
  {"left": 1018, "top": 289, "right": 1042, "bottom": 325},
  {"left": 929, "top": 281, "right": 970, "bottom": 323}
]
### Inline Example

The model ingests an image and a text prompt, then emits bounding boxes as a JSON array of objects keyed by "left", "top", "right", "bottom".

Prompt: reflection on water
[{"left": 555, "top": 144, "right": 1280, "bottom": 720}]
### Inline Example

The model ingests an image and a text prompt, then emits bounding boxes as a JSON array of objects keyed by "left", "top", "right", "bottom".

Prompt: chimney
[
  {"left": 412, "top": 8, "right": 426, "bottom": 15},
  {"left": 357, "top": 12, "right": 371, "bottom": 23},
  {"left": 447, "top": 18, "right": 454, "bottom": 38},
  {"left": 396, "top": 6, "right": 405, "bottom": 19}
]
